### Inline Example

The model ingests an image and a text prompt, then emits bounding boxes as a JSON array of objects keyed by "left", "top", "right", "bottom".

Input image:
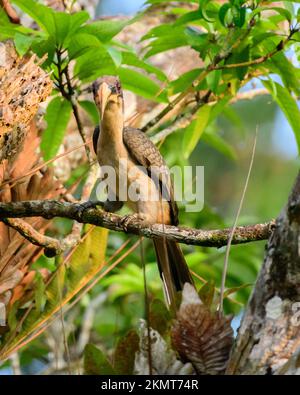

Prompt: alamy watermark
[
  {"left": 94, "top": 160, "right": 204, "bottom": 213},
  {"left": 0, "top": 302, "right": 5, "bottom": 327},
  {"left": 291, "top": 302, "right": 300, "bottom": 327},
  {"left": 0, "top": 42, "right": 7, "bottom": 68}
]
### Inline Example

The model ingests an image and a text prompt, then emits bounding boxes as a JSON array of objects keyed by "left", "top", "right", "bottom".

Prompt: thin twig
[
  {"left": 140, "top": 238, "right": 153, "bottom": 375},
  {"left": 54, "top": 49, "right": 92, "bottom": 163},
  {"left": 219, "top": 127, "right": 258, "bottom": 314}
]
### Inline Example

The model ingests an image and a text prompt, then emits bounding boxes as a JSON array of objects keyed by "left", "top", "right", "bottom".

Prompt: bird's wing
[
  {"left": 92, "top": 125, "right": 100, "bottom": 154},
  {"left": 123, "top": 127, "right": 179, "bottom": 225}
]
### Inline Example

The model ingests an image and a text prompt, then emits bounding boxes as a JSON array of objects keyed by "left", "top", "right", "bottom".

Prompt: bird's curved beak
[{"left": 95, "top": 82, "right": 112, "bottom": 119}]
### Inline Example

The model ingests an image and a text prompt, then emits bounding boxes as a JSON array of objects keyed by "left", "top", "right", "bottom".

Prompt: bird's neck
[{"left": 100, "top": 103, "right": 124, "bottom": 144}]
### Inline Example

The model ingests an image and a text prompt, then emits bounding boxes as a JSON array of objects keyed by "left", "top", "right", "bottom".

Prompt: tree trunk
[{"left": 227, "top": 172, "right": 300, "bottom": 375}]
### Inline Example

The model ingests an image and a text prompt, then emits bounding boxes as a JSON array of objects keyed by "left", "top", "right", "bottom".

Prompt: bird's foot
[{"left": 120, "top": 213, "right": 146, "bottom": 231}]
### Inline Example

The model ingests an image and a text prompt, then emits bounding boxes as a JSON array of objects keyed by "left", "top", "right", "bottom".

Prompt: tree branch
[
  {"left": 151, "top": 88, "right": 269, "bottom": 144},
  {"left": 212, "top": 38, "right": 291, "bottom": 71},
  {"left": 0, "top": 200, "right": 274, "bottom": 248},
  {"left": 3, "top": 218, "right": 79, "bottom": 257}
]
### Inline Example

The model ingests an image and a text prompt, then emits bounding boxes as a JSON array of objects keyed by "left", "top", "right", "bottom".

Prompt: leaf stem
[{"left": 54, "top": 49, "right": 92, "bottom": 163}]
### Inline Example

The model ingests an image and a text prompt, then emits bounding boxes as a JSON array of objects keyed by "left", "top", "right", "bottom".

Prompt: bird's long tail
[{"left": 153, "top": 238, "right": 194, "bottom": 309}]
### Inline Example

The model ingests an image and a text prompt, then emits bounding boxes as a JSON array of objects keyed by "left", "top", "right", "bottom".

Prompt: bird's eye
[{"left": 116, "top": 81, "right": 121, "bottom": 92}]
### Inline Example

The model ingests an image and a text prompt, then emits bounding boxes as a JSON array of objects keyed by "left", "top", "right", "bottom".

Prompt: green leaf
[
  {"left": 67, "top": 33, "right": 104, "bottom": 60},
  {"left": 52, "top": 10, "right": 89, "bottom": 46},
  {"left": 199, "top": 0, "right": 216, "bottom": 22},
  {"left": 106, "top": 46, "right": 123, "bottom": 67},
  {"left": 284, "top": 1, "right": 294, "bottom": 17},
  {"left": 67, "top": 225, "right": 108, "bottom": 289},
  {"left": 79, "top": 100, "right": 99, "bottom": 124},
  {"left": 225, "top": 45, "right": 250, "bottom": 80},
  {"left": 169, "top": 68, "right": 201, "bottom": 94},
  {"left": 84, "top": 344, "right": 116, "bottom": 375},
  {"left": 184, "top": 27, "right": 208, "bottom": 52},
  {"left": 53, "top": 12, "right": 71, "bottom": 46},
  {"left": 174, "top": 9, "right": 203, "bottom": 26},
  {"left": 31, "top": 36, "right": 56, "bottom": 66},
  {"left": 0, "top": 9, "right": 17, "bottom": 39},
  {"left": 268, "top": 6, "right": 292, "bottom": 22},
  {"left": 206, "top": 69, "right": 222, "bottom": 93},
  {"left": 113, "top": 330, "right": 139, "bottom": 375},
  {"left": 0, "top": 227, "right": 108, "bottom": 360},
  {"left": 141, "top": 24, "right": 172, "bottom": 41},
  {"left": 149, "top": 299, "right": 171, "bottom": 336},
  {"left": 68, "top": 11, "right": 90, "bottom": 35},
  {"left": 268, "top": 50, "right": 300, "bottom": 96},
  {"left": 12, "top": 0, "right": 56, "bottom": 36},
  {"left": 223, "top": 283, "right": 252, "bottom": 299},
  {"left": 122, "top": 51, "right": 167, "bottom": 82},
  {"left": 202, "top": 130, "right": 237, "bottom": 160},
  {"left": 41, "top": 97, "right": 72, "bottom": 161},
  {"left": 146, "top": 0, "right": 198, "bottom": 3},
  {"left": 34, "top": 272, "right": 46, "bottom": 313},
  {"left": 182, "top": 104, "right": 211, "bottom": 158},
  {"left": 118, "top": 68, "right": 168, "bottom": 103},
  {"left": 14, "top": 33, "right": 35, "bottom": 56},
  {"left": 144, "top": 26, "right": 188, "bottom": 58},
  {"left": 0, "top": 8, "right": 38, "bottom": 40},
  {"left": 13, "top": 1, "right": 89, "bottom": 46},
  {"left": 232, "top": 5, "right": 246, "bottom": 27},
  {"left": 208, "top": 95, "right": 231, "bottom": 121},
  {"left": 79, "top": 18, "right": 133, "bottom": 43},
  {"left": 198, "top": 279, "right": 215, "bottom": 307},
  {"left": 262, "top": 80, "right": 300, "bottom": 154},
  {"left": 251, "top": 6, "right": 292, "bottom": 22},
  {"left": 219, "top": 3, "right": 231, "bottom": 26},
  {"left": 0, "top": 7, "right": 10, "bottom": 24},
  {"left": 74, "top": 47, "right": 116, "bottom": 82}
]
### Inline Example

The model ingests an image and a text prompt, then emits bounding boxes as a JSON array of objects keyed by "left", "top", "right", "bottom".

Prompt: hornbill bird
[{"left": 92, "top": 76, "right": 194, "bottom": 309}]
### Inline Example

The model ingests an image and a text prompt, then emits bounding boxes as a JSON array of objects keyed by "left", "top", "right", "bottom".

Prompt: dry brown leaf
[
  {"left": 171, "top": 284, "right": 234, "bottom": 375},
  {"left": 134, "top": 320, "right": 195, "bottom": 375}
]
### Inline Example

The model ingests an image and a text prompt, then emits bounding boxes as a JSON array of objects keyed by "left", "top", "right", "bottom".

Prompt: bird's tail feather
[{"left": 153, "top": 238, "right": 194, "bottom": 309}]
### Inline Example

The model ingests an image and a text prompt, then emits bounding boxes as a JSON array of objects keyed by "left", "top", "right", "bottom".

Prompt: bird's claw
[{"left": 120, "top": 213, "right": 145, "bottom": 231}]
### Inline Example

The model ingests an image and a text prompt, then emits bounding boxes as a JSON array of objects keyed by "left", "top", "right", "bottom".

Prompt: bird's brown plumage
[{"left": 92, "top": 76, "right": 194, "bottom": 309}]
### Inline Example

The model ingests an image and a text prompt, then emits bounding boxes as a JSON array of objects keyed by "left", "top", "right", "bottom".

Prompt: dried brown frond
[
  {"left": 0, "top": 42, "right": 63, "bottom": 321},
  {"left": 171, "top": 284, "right": 234, "bottom": 375}
]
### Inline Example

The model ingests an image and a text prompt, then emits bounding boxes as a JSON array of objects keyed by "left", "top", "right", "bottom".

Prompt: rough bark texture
[
  {"left": 0, "top": 200, "right": 274, "bottom": 248},
  {"left": 227, "top": 171, "right": 300, "bottom": 375},
  {"left": 0, "top": 41, "right": 52, "bottom": 162}
]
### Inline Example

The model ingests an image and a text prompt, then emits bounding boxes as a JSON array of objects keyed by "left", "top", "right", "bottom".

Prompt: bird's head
[{"left": 93, "top": 76, "right": 123, "bottom": 120}]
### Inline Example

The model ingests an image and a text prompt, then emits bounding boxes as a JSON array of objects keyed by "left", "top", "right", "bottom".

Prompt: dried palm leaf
[
  {"left": 171, "top": 284, "right": 234, "bottom": 375},
  {"left": 0, "top": 41, "right": 62, "bottom": 319}
]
